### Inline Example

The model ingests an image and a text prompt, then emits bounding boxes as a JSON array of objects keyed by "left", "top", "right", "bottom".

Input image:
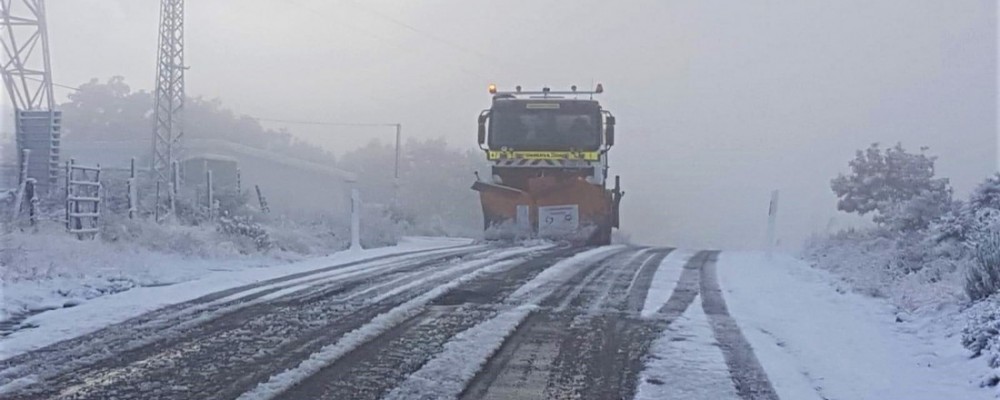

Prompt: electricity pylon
[{"left": 151, "top": 0, "right": 185, "bottom": 219}]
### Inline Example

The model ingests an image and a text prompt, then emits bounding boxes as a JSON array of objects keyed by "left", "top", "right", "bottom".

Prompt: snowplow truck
[{"left": 472, "top": 84, "right": 623, "bottom": 245}]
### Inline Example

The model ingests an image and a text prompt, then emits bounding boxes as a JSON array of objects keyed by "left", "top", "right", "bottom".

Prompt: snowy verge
[
  {"left": 717, "top": 251, "right": 989, "bottom": 400},
  {"left": 0, "top": 236, "right": 472, "bottom": 360},
  {"left": 802, "top": 230, "right": 967, "bottom": 312}
]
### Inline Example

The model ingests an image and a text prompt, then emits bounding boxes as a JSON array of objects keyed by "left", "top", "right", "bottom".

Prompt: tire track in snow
[
  {"left": 642, "top": 248, "right": 698, "bottom": 319},
  {"left": 235, "top": 245, "right": 588, "bottom": 400},
  {"left": 624, "top": 248, "right": 675, "bottom": 313},
  {"left": 0, "top": 245, "right": 482, "bottom": 388},
  {"left": 453, "top": 247, "right": 638, "bottom": 400},
  {"left": 273, "top": 247, "right": 584, "bottom": 400},
  {"left": 635, "top": 293, "right": 742, "bottom": 400},
  {"left": 544, "top": 248, "right": 671, "bottom": 400},
  {"left": 651, "top": 250, "right": 708, "bottom": 322},
  {"left": 700, "top": 251, "right": 780, "bottom": 400}
]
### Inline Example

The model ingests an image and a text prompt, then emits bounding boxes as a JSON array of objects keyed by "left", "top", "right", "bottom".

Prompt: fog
[{"left": 17, "top": 0, "right": 998, "bottom": 249}]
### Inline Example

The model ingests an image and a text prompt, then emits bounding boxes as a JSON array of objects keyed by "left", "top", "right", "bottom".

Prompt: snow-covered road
[{"left": 0, "top": 245, "right": 989, "bottom": 399}]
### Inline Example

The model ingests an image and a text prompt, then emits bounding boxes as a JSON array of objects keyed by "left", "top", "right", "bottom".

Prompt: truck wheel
[{"left": 587, "top": 225, "right": 613, "bottom": 246}]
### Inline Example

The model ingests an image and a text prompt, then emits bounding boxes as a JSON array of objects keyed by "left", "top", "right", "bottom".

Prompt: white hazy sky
[{"left": 7, "top": 0, "right": 999, "bottom": 249}]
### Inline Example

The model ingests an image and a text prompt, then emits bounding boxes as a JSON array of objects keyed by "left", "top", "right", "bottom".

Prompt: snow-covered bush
[
  {"left": 937, "top": 174, "right": 1000, "bottom": 243},
  {"left": 967, "top": 232, "right": 1000, "bottom": 301},
  {"left": 99, "top": 214, "right": 229, "bottom": 258},
  {"left": 360, "top": 204, "right": 405, "bottom": 248},
  {"left": 963, "top": 295, "right": 1000, "bottom": 367},
  {"left": 807, "top": 143, "right": 968, "bottom": 311},
  {"left": 217, "top": 212, "right": 272, "bottom": 252},
  {"left": 880, "top": 190, "right": 957, "bottom": 233},
  {"left": 962, "top": 294, "right": 1000, "bottom": 387}
]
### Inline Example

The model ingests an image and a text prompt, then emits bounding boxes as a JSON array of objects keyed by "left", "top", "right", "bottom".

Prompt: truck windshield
[{"left": 489, "top": 108, "right": 601, "bottom": 151}]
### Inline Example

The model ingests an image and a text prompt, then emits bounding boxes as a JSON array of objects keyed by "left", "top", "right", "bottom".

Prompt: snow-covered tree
[
  {"left": 339, "top": 137, "right": 489, "bottom": 235},
  {"left": 939, "top": 174, "right": 1000, "bottom": 242},
  {"left": 60, "top": 76, "right": 337, "bottom": 166},
  {"left": 831, "top": 143, "right": 952, "bottom": 231}
]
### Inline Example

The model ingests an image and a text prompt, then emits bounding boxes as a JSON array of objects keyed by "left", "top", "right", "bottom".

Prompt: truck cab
[{"left": 473, "top": 85, "right": 622, "bottom": 245}]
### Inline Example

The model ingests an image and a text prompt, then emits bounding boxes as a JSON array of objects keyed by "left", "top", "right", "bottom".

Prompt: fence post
[
  {"left": 26, "top": 178, "right": 36, "bottom": 227},
  {"left": 95, "top": 164, "right": 102, "bottom": 239},
  {"left": 128, "top": 157, "right": 137, "bottom": 219},
  {"left": 18, "top": 148, "right": 29, "bottom": 185},
  {"left": 170, "top": 160, "right": 179, "bottom": 218},
  {"left": 65, "top": 159, "right": 71, "bottom": 228},
  {"left": 11, "top": 149, "right": 30, "bottom": 221},
  {"left": 155, "top": 181, "right": 161, "bottom": 222},
  {"left": 206, "top": 169, "right": 214, "bottom": 220}
]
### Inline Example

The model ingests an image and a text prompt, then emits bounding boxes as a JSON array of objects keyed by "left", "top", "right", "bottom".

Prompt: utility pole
[
  {"left": 152, "top": 0, "right": 185, "bottom": 220},
  {"left": 393, "top": 123, "right": 401, "bottom": 206},
  {"left": 1, "top": 0, "right": 60, "bottom": 195}
]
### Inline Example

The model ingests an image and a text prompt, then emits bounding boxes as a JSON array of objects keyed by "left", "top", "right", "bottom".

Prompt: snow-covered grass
[
  {"left": 803, "top": 229, "right": 968, "bottom": 312},
  {"left": 2, "top": 229, "right": 263, "bottom": 323},
  {"left": 0, "top": 236, "right": 474, "bottom": 360},
  {"left": 719, "top": 251, "right": 989, "bottom": 400},
  {"left": 0, "top": 197, "right": 420, "bottom": 324},
  {"left": 803, "top": 172, "right": 1000, "bottom": 392}
]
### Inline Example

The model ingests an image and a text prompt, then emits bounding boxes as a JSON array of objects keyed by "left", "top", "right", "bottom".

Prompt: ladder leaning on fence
[{"left": 65, "top": 160, "right": 101, "bottom": 239}]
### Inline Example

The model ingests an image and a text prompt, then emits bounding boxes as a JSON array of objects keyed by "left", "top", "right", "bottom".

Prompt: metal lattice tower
[
  {"left": 1, "top": 0, "right": 60, "bottom": 194},
  {"left": 151, "top": 0, "right": 184, "bottom": 200},
  {"left": 0, "top": 0, "right": 53, "bottom": 111}
]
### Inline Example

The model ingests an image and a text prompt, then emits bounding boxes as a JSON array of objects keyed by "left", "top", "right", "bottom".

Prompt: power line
[
  {"left": 254, "top": 116, "right": 398, "bottom": 128},
  {"left": 52, "top": 81, "right": 80, "bottom": 91},
  {"left": 24, "top": 75, "right": 79, "bottom": 91},
  {"left": 339, "top": 0, "right": 508, "bottom": 67},
  {"left": 284, "top": 0, "right": 491, "bottom": 80}
]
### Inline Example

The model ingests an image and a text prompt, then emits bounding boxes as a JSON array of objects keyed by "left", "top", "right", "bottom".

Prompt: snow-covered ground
[
  {"left": 641, "top": 248, "right": 695, "bottom": 318},
  {"left": 716, "top": 251, "right": 989, "bottom": 400},
  {"left": 382, "top": 246, "right": 624, "bottom": 400},
  {"left": 4, "top": 240, "right": 992, "bottom": 399},
  {"left": 0, "top": 236, "right": 472, "bottom": 360},
  {"left": 636, "top": 294, "right": 740, "bottom": 400}
]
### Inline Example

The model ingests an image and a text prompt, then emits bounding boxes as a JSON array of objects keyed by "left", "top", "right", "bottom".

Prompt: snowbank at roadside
[
  {"left": 717, "top": 251, "right": 989, "bottom": 400},
  {"left": 0, "top": 236, "right": 472, "bottom": 360}
]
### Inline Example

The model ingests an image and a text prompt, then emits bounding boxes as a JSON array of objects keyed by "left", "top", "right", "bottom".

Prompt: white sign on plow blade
[{"left": 538, "top": 204, "right": 579, "bottom": 238}]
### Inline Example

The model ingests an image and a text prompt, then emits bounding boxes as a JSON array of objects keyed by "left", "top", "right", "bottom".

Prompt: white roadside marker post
[
  {"left": 766, "top": 190, "right": 780, "bottom": 260},
  {"left": 351, "top": 188, "right": 362, "bottom": 251}
]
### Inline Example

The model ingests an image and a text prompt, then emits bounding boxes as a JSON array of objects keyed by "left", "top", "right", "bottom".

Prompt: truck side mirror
[
  {"left": 605, "top": 115, "right": 616, "bottom": 146},
  {"left": 477, "top": 111, "right": 489, "bottom": 145}
]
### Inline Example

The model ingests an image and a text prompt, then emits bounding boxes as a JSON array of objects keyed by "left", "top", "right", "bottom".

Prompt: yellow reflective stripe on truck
[{"left": 487, "top": 151, "right": 599, "bottom": 161}]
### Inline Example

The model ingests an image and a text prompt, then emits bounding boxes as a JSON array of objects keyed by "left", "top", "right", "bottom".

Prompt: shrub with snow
[
  {"left": 967, "top": 231, "right": 1000, "bottom": 302},
  {"left": 830, "top": 143, "right": 952, "bottom": 231},
  {"left": 217, "top": 212, "right": 272, "bottom": 252},
  {"left": 962, "top": 295, "right": 1000, "bottom": 386}
]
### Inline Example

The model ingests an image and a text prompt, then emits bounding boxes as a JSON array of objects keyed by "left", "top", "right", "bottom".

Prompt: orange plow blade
[{"left": 471, "top": 176, "right": 613, "bottom": 245}]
